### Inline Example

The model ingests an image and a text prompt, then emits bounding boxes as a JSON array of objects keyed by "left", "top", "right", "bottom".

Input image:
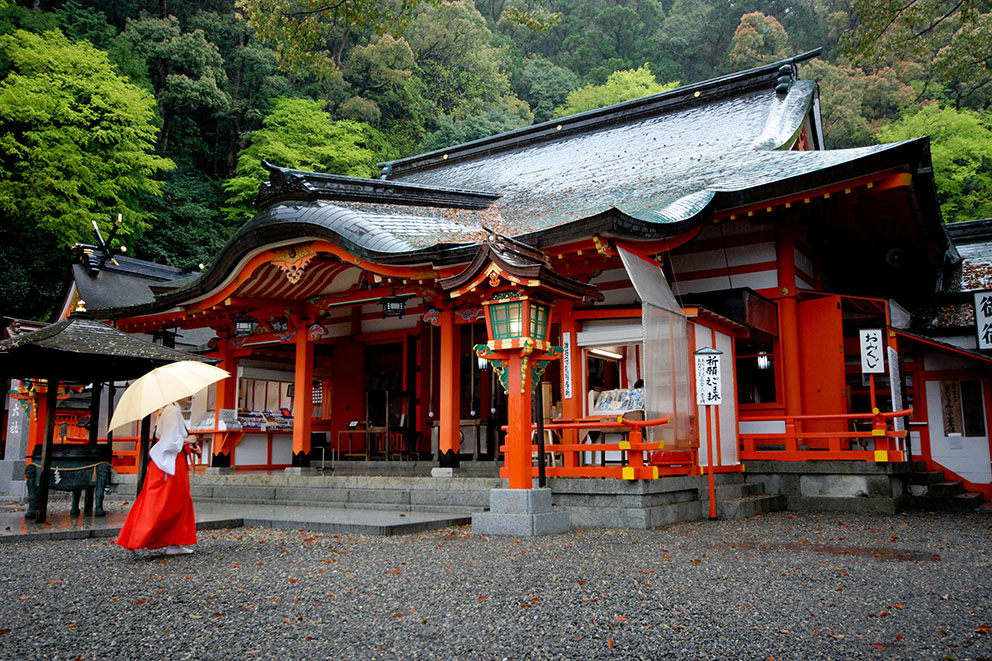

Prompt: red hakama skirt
[{"left": 116, "top": 449, "right": 196, "bottom": 550}]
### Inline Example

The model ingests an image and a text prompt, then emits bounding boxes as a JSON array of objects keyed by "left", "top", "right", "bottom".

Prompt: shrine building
[{"left": 6, "top": 49, "right": 992, "bottom": 524}]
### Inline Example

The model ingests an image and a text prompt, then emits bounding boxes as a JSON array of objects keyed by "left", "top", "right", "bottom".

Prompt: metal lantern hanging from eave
[{"left": 233, "top": 315, "right": 258, "bottom": 336}]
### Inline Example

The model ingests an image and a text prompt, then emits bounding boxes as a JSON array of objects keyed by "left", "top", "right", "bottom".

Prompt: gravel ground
[{"left": 1, "top": 507, "right": 990, "bottom": 660}]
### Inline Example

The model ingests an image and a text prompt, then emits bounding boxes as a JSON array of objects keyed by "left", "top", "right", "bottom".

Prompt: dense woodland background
[{"left": 1, "top": 0, "right": 991, "bottom": 320}]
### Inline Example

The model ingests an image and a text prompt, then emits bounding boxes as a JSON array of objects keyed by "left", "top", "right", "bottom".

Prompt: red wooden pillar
[
  {"left": 558, "top": 302, "right": 581, "bottom": 467},
  {"left": 26, "top": 384, "right": 48, "bottom": 460},
  {"left": 293, "top": 325, "right": 313, "bottom": 463},
  {"left": 212, "top": 333, "right": 238, "bottom": 466},
  {"left": 776, "top": 226, "right": 802, "bottom": 416},
  {"left": 505, "top": 352, "right": 534, "bottom": 489},
  {"left": 438, "top": 308, "right": 461, "bottom": 465}
]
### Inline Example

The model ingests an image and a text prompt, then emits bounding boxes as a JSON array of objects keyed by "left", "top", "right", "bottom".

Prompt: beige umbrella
[{"left": 109, "top": 361, "right": 230, "bottom": 432}]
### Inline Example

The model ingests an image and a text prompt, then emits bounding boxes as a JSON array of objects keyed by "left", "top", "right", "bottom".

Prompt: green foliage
[
  {"left": 844, "top": 0, "right": 992, "bottom": 108},
  {"left": 501, "top": 6, "right": 561, "bottom": 33},
  {"left": 552, "top": 66, "right": 678, "bottom": 118},
  {"left": 514, "top": 55, "right": 579, "bottom": 123},
  {"left": 727, "top": 12, "right": 788, "bottom": 69},
  {"left": 121, "top": 15, "right": 232, "bottom": 155},
  {"left": 877, "top": 104, "right": 992, "bottom": 223},
  {"left": 0, "top": 212, "right": 66, "bottom": 321},
  {"left": 0, "top": 29, "right": 173, "bottom": 248},
  {"left": 406, "top": 1, "right": 519, "bottom": 119},
  {"left": 553, "top": 0, "right": 672, "bottom": 84},
  {"left": 418, "top": 101, "right": 533, "bottom": 151},
  {"left": 801, "top": 59, "right": 916, "bottom": 148},
  {"left": 237, "top": 0, "right": 426, "bottom": 78},
  {"left": 223, "top": 96, "right": 389, "bottom": 223},
  {"left": 132, "top": 163, "right": 233, "bottom": 269}
]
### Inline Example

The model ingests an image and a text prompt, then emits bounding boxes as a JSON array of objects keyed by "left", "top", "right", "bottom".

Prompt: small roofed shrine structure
[
  {"left": 0, "top": 312, "right": 216, "bottom": 521},
  {"left": 23, "top": 50, "right": 992, "bottom": 519}
]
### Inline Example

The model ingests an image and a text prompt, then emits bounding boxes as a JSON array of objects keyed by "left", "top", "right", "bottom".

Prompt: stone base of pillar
[
  {"left": 472, "top": 487, "right": 570, "bottom": 536},
  {"left": 430, "top": 467, "right": 467, "bottom": 478},
  {"left": 438, "top": 448, "right": 460, "bottom": 468}
]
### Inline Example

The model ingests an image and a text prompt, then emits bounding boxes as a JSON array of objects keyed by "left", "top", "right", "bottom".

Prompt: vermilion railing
[
  {"left": 500, "top": 415, "right": 696, "bottom": 480},
  {"left": 738, "top": 408, "right": 912, "bottom": 462}
]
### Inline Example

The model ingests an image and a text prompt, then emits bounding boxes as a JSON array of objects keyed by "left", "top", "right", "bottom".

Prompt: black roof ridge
[
  {"left": 255, "top": 160, "right": 501, "bottom": 210},
  {"left": 380, "top": 49, "right": 822, "bottom": 176},
  {"left": 946, "top": 218, "right": 992, "bottom": 243}
]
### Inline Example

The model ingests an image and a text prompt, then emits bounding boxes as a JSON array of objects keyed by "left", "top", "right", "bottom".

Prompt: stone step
[
  {"left": 716, "top": 494, "right": 786, "bottom": 520},
  {"left": 113, "top": 473, "right": 500, "bottom": 513},
  {"left": 907, "top": 491, "right": 984, "bottom": 512},
  {"left": 927, "top": 480, "right": 968, "bottom": 497},
  {"left": 905, "top": 471, "right": 951, "bottom": 486}
]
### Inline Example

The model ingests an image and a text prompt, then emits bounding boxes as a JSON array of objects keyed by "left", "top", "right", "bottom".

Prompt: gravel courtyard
[{"left": 1, "top": 509, "right": 990, "bottom": 660}]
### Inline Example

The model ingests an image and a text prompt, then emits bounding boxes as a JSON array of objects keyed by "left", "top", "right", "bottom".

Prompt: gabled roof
[{"left": 71, "top": 251, "right": 196, "bottom": 313}]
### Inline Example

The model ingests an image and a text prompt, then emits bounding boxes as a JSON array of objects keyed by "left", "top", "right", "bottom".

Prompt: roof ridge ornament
[{"left": 483, "top": 226, "right": 549, "bottom": 266}]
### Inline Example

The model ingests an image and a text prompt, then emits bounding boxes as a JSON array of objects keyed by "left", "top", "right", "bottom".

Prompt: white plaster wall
[
  {"left": 234, "top": 432, "right": 269, "bottom": 465},
  {"left": 924, "top": 379, "right": 991, "bottom": 485},
  {"left": 673, "top": 270, "right": 778, "bottom": 296},
  {"left": 272, "top": 435, "right": 293, "bottom": 465},
  {"left": 671, "top": 241, "right": 775, "bottom": 273}
]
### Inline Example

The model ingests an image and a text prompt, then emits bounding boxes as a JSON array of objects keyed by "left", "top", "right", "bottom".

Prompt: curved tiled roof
[{"left": 101, "top": 52, "right": 946, "bottom": 317}]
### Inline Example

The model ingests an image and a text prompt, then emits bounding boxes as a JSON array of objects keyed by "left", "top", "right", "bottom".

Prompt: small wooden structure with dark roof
[{"left": 0, "top": 312, "right": 214, "bottom": 522}]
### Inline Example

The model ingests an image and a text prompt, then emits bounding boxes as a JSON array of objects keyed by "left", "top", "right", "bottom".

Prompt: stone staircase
[
  {"left": 702, "top": 473, "right": 786, "bottom": 520},
  {"left": 112, "top": 464, "right": 785, "bottom": 525},
  {"left": 904, "top": 467, "right": 985, "bottom": 511},
  {"left": 114, "top": 470, "right": 500, "bottom": 514}
]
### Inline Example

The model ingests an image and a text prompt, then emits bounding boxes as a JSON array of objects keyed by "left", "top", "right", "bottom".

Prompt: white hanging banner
[
  {"left": 562, "top": 332, "right": 573, "bottom": 400},
  {"left": 859, "top": 329, "right": 884, "bottom": 374},
  {"left": 974, "top": 291, "right": 992, "bottom": 349},
  {"left": 695, "top": 353, "right": 722, "bottom": 406},
  {"left": 888, "top": 346, "right": 904, "bottom": 432}
]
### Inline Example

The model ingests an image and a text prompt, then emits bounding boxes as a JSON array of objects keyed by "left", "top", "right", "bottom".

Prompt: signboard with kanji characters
[
  {"left": 859, "top": 329, "right": 884, "bottom": 374},
  {"left": 974, "top": 291, "right": 992, "bottom": 350},
  {"left": 695, "top": 351, "right": 722, "bottom": 406}
]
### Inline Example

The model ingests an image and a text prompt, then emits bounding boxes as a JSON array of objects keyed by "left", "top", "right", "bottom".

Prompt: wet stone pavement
[{"left": 0, "top": 502, "right": 990, "bottom": 660}]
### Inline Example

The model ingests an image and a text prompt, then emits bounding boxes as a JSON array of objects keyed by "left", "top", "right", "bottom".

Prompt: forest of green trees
[{"left": 1, "top": 0, "right": 991, "bottom": 320}]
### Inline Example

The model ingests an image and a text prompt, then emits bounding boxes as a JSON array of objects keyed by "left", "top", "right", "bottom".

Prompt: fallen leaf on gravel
[
  {"left": 826, "top": 633, "right": 844, "bottom": 640},
  {"left": 478, "top": 596, "right": 487, "bottom": 602},
  {"left": 779, "top": 630, "right": 792, "bottom": 634},
  {"left": 190, "top": 615, "right": 203, "bottom": 620},
  {"left": 976, "top": 625, "right": 990, "bottom": 635},
  {"left": 615, "top": 616, "right": 628, "bottom": 622},
  {"left": 607, "top": 637, "right": 615, "bottom": 649},
  {"left": 0, "top": 629, "right": 10, "bottom": 635}
]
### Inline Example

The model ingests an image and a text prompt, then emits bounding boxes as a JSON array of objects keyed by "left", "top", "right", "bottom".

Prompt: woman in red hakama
[{"left": 117, "top": 401, "right": 197, "bottom": 555}]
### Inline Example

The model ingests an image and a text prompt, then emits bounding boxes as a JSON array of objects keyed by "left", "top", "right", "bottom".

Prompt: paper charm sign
[
  {"left": 695, "top": 350, "right": 722, "bottom": 406},
  {"left": 859, "top": 329, "right": 884, "bottom": 374}
]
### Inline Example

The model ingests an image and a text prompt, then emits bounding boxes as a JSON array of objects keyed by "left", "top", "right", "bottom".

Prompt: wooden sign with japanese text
[
  {"left": 695, "top": 353, "right": 721, "bottom": 406},
  {"left": 859, "top": 329, "right": 884, "bottom": 374}
]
